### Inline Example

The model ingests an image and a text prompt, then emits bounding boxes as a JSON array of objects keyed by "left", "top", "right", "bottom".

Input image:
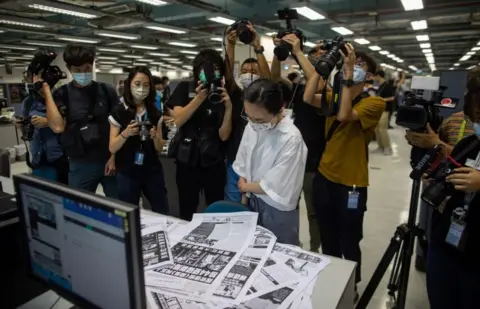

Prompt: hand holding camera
[
  {"left": 245, "top": 22, "right": 261, "bottom": 49},
  {"left": 405, "top": 123, "right": 441, "bottom": 149},
  {"left": 271, "top": 35, "right": 282, "bottom": 47},
  {"left": 446, "top": 167, "right": 480, "bottom": 193},
  {"left": 218, "top": 87, "right": 232, "bottom": 108},
  {"left": 226, "top": 27, "right": 238, "bottom": 46},
  {"left": 123, "top": 121, "right": 139, "bottom": 138},
  {"left": 339, "top": 42, "right": 356, "bottom": 78},
  {"left": 195, "top": 80, "right": 208, "bottom": 102},
  {"left": 282, "top": 34, "right": 302, "bottom": 55},
  {"left": 31, "top": 115, "right": 48, "bottom": 128}
]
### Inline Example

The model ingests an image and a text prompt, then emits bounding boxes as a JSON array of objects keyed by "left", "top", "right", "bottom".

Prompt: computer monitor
[{"left": 13, "top": 174, "right": 146, "bottom": 309}]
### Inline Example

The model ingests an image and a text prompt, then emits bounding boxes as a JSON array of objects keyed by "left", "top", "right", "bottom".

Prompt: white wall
[{"left": 0, "top": 67, "right": 25, "bottom": 83}]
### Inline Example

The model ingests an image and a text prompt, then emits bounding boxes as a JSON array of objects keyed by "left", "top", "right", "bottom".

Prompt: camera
[
  {"left": 137, "top": 120, "right": 152, "bottom": 142},
  {"left": 199, "top": 62, "right": 223, "bottom": 104},
  {"left": 28, "top": 49, "right": 67, "bottom": 92},
  {"left": 315, "top": 36, "right": 349, "bottom": 78},
  {"left": 421, "top": 157, "right": 459, "bottom": 209},
  {"left": 230, "top": 19, "right": 254, "bottom": 45},
  {"left": 18, "top": 117, "right": 35, "bottom": 141},
  {"left": 274, "top": 8, "right": 305, "bottom": 61}
]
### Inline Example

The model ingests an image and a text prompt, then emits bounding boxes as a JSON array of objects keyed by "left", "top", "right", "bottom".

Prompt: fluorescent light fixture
[
  {"left": 23, "top": 39, "right": 65, "bottom": 47},
  {"left": 426, "top": 56, "right": 435, "bottom": 64},
  {"left": 170, "top": 61, "right": 182, "bottom": 64},
  {"left": 57, "top": 35, "right": 99, "bottom": 44},
  {"left": 94, "top": 30, "right": 140, "bottom": 40},
  {"left": 460, "top": 55, "right": 472, "bottom": 61},
  {"left": 397, "top": 68, "right": 403, "bottom": 72},
  {"left": 25, "top": 1, "right": 100, "bottom": 19},
  {"left": 354, "top": 38, "right": 370, "bottom": 45},
  {"left": 150, "top": 62, "right": 164, "bottom": 65},
  {"left": 0, "top": 17, "right": 45, "bottom": 28},
  {"left": 168, "top": 41, "right": 197, "bottom": 48},
  {"left": 331, "top": 26, "right": 353, "bottom": 35},
  {"left": 449, "top": 68, "right": 454, "bottom": 70},
  {"left": 145, "top": 24, "right": 187, "bottom": 34},
  {"left": 472, "top": 47, "right": 480, "bottom": 51},
  {"left": 429, "top": 64, "right": 436, "bottom": 71},
  {"left": 130, "top": 44, "right": 158, "bottom": 50},
  {"left": 266, "top": 32, "right": 277, "bottom": 36},
  {"left": 97, "top": 47, "right": 127, "bottom": 53},
  {"left": 208, "top": 16, "right": 235, "bottom": 26},
  {"left": 379, "top": 50, "right": 390, "bottom": 55},
  {"left": 422, "top": 49, "right": 432, "bottom": 54},
  {"left": 411, "top": 20, "right": 427, "bottom": 30},
  {"left": 466, "top": 51, "right": 475, "bottom": 55},
  {"left": 180, "top": 50, "right": 197, "bottom": 55},
  {"left": 97, "top": 61, "right": 116, "bottom": 65},
  {"left": 0, "top": 43, "right": 36, "bottom": 51},
  {"left": 123, "top": 54, "right": 143, "bottom": 59},
  {"left": 401, "top": 0, "right": 424, "bottom": 11},
  {"left": 292, "top": 6, "right": 325, "bottom": 20},
  {"left": 304, "top": 41, "right": 316, "bottom": 48},
  {"left": 136, "top": 59, "right": 154, "bottom": 62},
  {"left": 467, "top": 65, "right": 477, "bottom": 70},
  {"left": 183, "top": 65, "right": 193, "bottom": 69},
  {"left": 148, "top": 52, "right": 171, "bottom": 57},
  {"left": 0, "top": 49, "right": 8, "bottom": 53},
  {"left": 454, "top": 63, "right": 460, "bottom": 66},
  {"left": 387, "top": 54, "right": 395, "bottom": 58},
  {"left": 416, "top": 35, "right": 429, "bottom": 41},
  {"left": 163, "top": 58, "right": 180, "bottom": 61},
  {"left": 186, "top": 56, "right": 195, "bottom": 59},
  {"left": 210, "top": 37, "right": 223, "bottom": 42},
  {"left": 97, "top": 56, "right": 118, "bottom": 60},
  {"left": 419, "top": 43, "right": 431, "bottom": 49},
  {"left": 215, "top": 48, "right": 223, "bottom": 52},
  {"left": 409, "top": 65, "right": 418, "bottom": 71},
  {"left": 117, "top": 59, "right": 132, "bottom": 63},
  {"left": 397, "top": 59, "right": 404, "bottom": 63},
  {"left": 135, "top": 0, "right": 168, "bottom": 5},
  {"left": 368, "top": 45, "right": 381, "bottom": 51}
]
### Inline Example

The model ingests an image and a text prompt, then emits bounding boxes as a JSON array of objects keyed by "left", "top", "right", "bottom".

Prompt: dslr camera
[
  {"left": 274, "top": 8, "right": 305, "bottom": 61},
  {"left": 18, "top": 117, "right": 35, "bottom": 141},
  {"left": 315, "top": 36, "right": 349, "bottom": 78},
  {"left": 421, "top": 156, "right": 459, "bottom": 209},
  {"left": 27, "top": 49, "right": 67, "bottom": 92},
  {"left": 230, "top": 19, "right": 254, "bottom": 45},
  {"left": 199, "top": 62, "right": 223, "bottom": 104},
  {"left": 137, "top": 120, "right": 153, "bottom": 142}
]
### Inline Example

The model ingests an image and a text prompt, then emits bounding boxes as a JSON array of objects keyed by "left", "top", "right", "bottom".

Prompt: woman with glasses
[{"left": 233, "top": 79, "right": 307, "bottom": 245}]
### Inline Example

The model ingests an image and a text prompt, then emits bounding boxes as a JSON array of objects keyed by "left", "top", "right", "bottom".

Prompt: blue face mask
[
  {"left": 353, "top": 65, "right": 367, "bottom": 83},
  {"left": 474, "top": 123, "right": 480, "bottom": 137},
  {"left": 72, "top": 72, "right": 93, "bottom": 87}
]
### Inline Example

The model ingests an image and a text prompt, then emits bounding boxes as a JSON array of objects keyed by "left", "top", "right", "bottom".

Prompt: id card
[
  {"left": 445, "top": 219, "right": 467, "bottom": 250},
  {"left": 347, "top": 191, "right": 360, "bottom": 209},
  {"left": 134, "top": 151, "right": 145, "bottom": 166}
]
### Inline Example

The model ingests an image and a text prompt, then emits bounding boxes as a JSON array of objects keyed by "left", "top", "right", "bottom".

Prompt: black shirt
[
  {"left": 110, "top": 103, "right": 162, "bottom": 175},
  {"left": 431, "top": 135, "right": 480, "bottom": 266},
  {"left": 53, "top": 82, "right": 118, "bottom": 163},
  {"left": 290, "top": 83, "right": 326, "bottom": 173},
  {"left": 168, "top": 81, "right": 226, "bottom": 167},
  {"left": 377, "top": 82, "right": 396, "bottom": 112},
  {"left": 225, "top": 85, "right": 245, "bottom": 164}
]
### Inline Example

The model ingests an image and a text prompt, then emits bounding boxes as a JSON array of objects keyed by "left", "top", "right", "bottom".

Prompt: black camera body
[
  {"left": 230, "top": 19, "right": 254, "bottom": 45},
  {"left": 274, "top": 8, "right": 305, "bottom": 61},
  {"left": 18, "top": 117, "right": 35, "bottom": 141},
  {"left": 421, "top": 158, "right": 458, "bottom": 209},
  {"left": 28, "top": 49, "right": 67, "bottom": 91},
  {"left": 137, "top": 120, "right": 152, "bottom": 142},
  {"left": 200, "top": 62, "right": 223, "bottom": 104},
  {"left": 315, "top": 36, "right": 349, "bottom": 78}
]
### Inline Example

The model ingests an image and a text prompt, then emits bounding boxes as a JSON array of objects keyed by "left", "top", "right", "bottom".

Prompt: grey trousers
[
  {"left": 303, "top": 172, "right": 321, "bottom": 251},
  {"left": 248, "top": 195, "right": 300, "bottom": 246}
]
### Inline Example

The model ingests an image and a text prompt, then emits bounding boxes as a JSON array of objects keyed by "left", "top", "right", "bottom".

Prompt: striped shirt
[{"left": 439, "top": 112, "right": 474, "bottom": 146}]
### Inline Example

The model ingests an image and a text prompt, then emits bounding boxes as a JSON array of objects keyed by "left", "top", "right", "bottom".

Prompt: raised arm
[
  {"left": 173, "top": 82, "right": 208, "bottom": 128},
  {"left": 218, "top": 88, "right": 233, "bottom": 141},
  {"left": 43, "top": 83, "right": 66, "bottom": 133},
  {"left": 303, "top": 72, "right": 323, "bottom": 108},
  {"left": 224, "top": 27, "right": 237, "bottom": 94},
  {"left": 248, "top": 23, "right": 271, "bottom": 79}
]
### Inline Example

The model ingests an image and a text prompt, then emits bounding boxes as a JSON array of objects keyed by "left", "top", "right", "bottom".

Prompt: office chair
[
  {"left": 204, "top": 200, "right": 248, "bottom": 213},
  {"left": 0, "top": 148, "right": 11, "bottom": 178}
]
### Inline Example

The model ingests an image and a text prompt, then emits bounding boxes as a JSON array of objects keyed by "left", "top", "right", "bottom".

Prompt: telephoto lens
[
  {"left": 314, "top": 36, "right": 348, "bottom": 78},
  {"left": 274, "top": 41, "right": 291, "bottom": 61}
]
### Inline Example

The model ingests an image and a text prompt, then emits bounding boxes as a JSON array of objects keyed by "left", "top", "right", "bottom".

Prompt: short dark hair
[
  {"left": 161, "top": 76, "right": 169, "bottom": 82},
  {"left": 355, "top": 51, "right": 377, "bottom": 74},
  {"left": 123, "top": 66, "right": 160, "bottom": 119},
  {"left": 242, "top": 58, "right": 258, "bottom": 66},
  {"left": 192, "top": 49, "right": 225, "bottom": 82},
  {"left": 375, "top": 70, "right": 385, "bottom": 78},
  {"left": 244, "top": 78, "right": 284, "bottom": 115},
  {"left": 153, "top": 76, "right": 163, "bottom": 85},
  {"left": 63, "top": 44, "right": 95, "bottom": 67}
]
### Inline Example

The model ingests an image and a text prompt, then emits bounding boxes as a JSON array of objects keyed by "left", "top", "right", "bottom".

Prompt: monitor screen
[{"left": 14, "top": 175, "right": 145, "bottom": 309}]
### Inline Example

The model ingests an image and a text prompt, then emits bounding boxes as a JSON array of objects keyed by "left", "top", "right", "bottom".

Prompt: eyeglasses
[{"left": 355, "top": 60, "right": 366, "bottom": 67}]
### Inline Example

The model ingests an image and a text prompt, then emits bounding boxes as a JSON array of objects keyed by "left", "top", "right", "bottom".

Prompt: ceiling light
[
  {"left": 151, "top": 62, "right": 164, "bottom": 65},
  {"left": 354, "top": 38, "right": 370, "bottom": 45},
  {"left": 0, "top": 49, "right": 8, "bottom": 53},
  {"left": 164, "top": 58, "right": 179, "bottom": 61},
  {"left": 145, "top": 24, "right": 187, "bottom": 34},
  {"left": 97, "top": 56, "right": 118, "bottom": 60},
  {"left": 23, "top": 40, "right": 65, "bottom": 47},
  {"left": 401, "top": 0, "right": 424, "bottom": 11},
  {"left": 331, "top": 26, "right": 353, "bottom": 35},
  {"left": 429, "top": 64, "right": 436, "bottom": 71},
  {"left": 304, "top": 41, "right": 316, "bottom": 48},
  {"left": 397, "top": 68, "right": 403, "bottom": 72},
  {"left": 387, "top": 54, "right": 395, "bottom": 58},
  {"left": 94, "top": 30, "right": 140, "bottom": 40},
  {"left": 170, "top": 61, "right": 182, "bottom": 64},
  {"left": 368, "top": 45, "right": 381, "bottom": 51},
  {"left": 183, "top": 65, "right": 193, "bottom": 69},
  {"left": 379, "top": 50, "right": 390, "bottom": 55},
  {"left": 97, "top": 61, "right": 116, "bottom": 65},
  {"left": 397, "top": 59, "right": 404, "bottom": 63},
  {"left": 266, "top": 32, "right": 277, "bottom": 36},
  {"left": 117, "top": 59, "right": 132, "bottom": 63},
  {"left": 215, "top": 48, "right": 223, "bottom": 52},
  {"left": 168, "top": 41, "right": 197, "bottom": 48},
  {"left": 135, "top": 0, "right": 168, "bottom": 5},
  {"left": 454, "top": 63, "right": 460, "bottom": 66},
  {"left": 0, "top": 44, "right": 36, "bottom": 51},
  {"left": 123, "top": 55, "right": 143, "bottom": 59},
  {"left": 449, "top": 68, "right": 454, "bottom": 70},
  {"left": 411, "top": 20, "right": 428, "bottom": 30},
  {"left": 0, "top": 18, "right": 45, "bottom": 28},
  {"left": 416, "top": 35, "right": 429, "bottom": 41},
  {"left": 97, "top": 47, "right": 127, "bottom": 53},
  {"left": 25, "top": 2, "right": 99, "bottom": 19},
  {"left": 136, "top": 59, "right": 154, "bottom": 63},
  {"left": 292, "top": 6, "right": 325, "bottom": 20},
  {"left": 186, "top": 56, "right": 195, "bottom": 59},
  {"left": 426, "top": 56, "right": 435, "bottom": 64},
  {"left": 409, "top": 65, "right": 418, "bottom": 71},
  {"left": 57, "top": 35, "right": 99, "bottom": 44},
  {"left": 419, "top": 43, "right": 431, "bottom": 49},
  {"left": 422, "top": 49, "right": 432, "bottom": 54},
  {"left": 466, "top": 51, "right": 475, "bottom": 55},
  {"left": 130, "top": 44, "right": 158, "bottom": 50},
  {"left": 467, "top": 65, "right": 477, "bottom": 70},
  {"left": 148, "top": 52, "right": 171, "bottom": 57},
  {"left": 472, "top": 47, "right": 480, "bottom": 51},
  {"left": 210, "top": 37, "right": 223, "bottom": 42},
  {"left": 208, "top": 16, "right": 235, "bottom": 26},
  {"left": 180, "top": 50, "right": 197, "bottom": 55},
  {"left": 460, "top": 55, "right": 472, "bottom": 61}
]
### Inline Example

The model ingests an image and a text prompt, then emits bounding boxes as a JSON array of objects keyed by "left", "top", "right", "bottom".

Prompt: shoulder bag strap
[{"left": 86, "top": 81, "right": 99, "bottom": 119}]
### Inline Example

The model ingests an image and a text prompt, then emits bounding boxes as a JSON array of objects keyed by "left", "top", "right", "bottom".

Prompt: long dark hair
[
  {"left": 123, "top": 66, "right": 160, "bottom": 120},
  {"left": 464, "top": 68, "right": 480, "bottom": 122},
  {"left": 192, "top": 49, "right": 225, "bottom": 82}
]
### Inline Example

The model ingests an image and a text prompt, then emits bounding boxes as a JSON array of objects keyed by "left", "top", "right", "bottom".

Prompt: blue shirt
[{"left": 21, "top": 96, "right": 64, "bottom": 165}]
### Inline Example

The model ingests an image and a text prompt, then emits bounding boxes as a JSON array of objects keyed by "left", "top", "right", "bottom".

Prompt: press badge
[
  {"left": 134, "top": 151, "right": 144, "bottom": 166},
  {"left": 348, "top": 186, "right": 359, "bottom": 210},
  {"left": 445, "top": 208, "right": 467, "bottom": 251}
]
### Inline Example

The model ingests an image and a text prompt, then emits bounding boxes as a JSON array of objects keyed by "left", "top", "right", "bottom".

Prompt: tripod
[{"left": 355, "top": 179, "right": 424, "bottom": 309}]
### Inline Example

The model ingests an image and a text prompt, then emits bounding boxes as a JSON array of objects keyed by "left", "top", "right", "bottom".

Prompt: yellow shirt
[{"left": 319, "top": 94, "right": 385, "bottom": 187}]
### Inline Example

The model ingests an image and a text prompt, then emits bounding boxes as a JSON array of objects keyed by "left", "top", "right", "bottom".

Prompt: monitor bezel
[{"left": 13, "top": 174, "right": 146, "bottom": 309}]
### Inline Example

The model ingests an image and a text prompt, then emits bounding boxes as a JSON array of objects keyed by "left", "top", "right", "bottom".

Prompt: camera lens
[
  {"left": 209, "top": 91, "right": 223, "bottom": 104},
  {"left": 421, "top": 181, "right": 450, "bottom": 208},
  {"left": 274, "top": 43, "right": 290, "bottom": 61},
  {"left": 315, "top": 47, "right": 342, "bottom": 78}
]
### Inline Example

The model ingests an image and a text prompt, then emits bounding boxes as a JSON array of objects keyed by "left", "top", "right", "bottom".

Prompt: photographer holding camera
[
  {"left": 20, "top": 68, "right": 68, "bottom": 184},
  {"left": 45, "top": 44, "right": 118, "bottom": 198},
  {"left": 108, "top": 67, "right": 168, "bottom": 214},
  {"left": 424, "top": 72, "right": 480, "bottom": 309},
  {"left": 304, "top": 44, "right": 385, "bottom": 289}
]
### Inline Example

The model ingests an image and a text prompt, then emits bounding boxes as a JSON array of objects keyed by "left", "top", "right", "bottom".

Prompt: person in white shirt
[{"left": 233, "top": 79, "right": 308, "bottom": 245}]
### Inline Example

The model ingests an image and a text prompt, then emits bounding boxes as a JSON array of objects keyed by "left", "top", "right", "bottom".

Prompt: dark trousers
[
  {"left": 427, "top": 243, "right": 480, "bottom": 309},
  {"left": 313, "top": 171, "right": 366, "bottom": 283},
  {"left": 176, "top": 161, "right": 226, "bottom": 221},
  {"left": 116, "top": 170, "right": 169, "bottom": 215},
  {"left": 32, "top": 156, "right": 69, "bottom": 185},
  {"left": 69, "top": 160, "right": 118, "bottom": 199}
]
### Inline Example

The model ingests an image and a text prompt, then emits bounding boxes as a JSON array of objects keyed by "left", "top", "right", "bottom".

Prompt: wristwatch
[
  {"left": 341, "top": 79, "right": 355, "bottom": 87},
  {"left": 254, "top": 46, "right": 265, "bottom": 54}
]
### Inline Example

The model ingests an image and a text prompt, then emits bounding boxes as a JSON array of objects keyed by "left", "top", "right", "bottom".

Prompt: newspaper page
[
  {"left": 211, "top": 226, "right": 277, "bottom": 305},
  {"left": 142, "top": 225, "right": 175, "bottom": 270},
  {"left": 146, "top": 288, "right": 208, "bottom": 309},
  {"left": 288, "top": 278, "right": 316, "bottom": 309},
  {"left": 146, "top": 212, "right": 258, "bottom": 300},
  {"left": 140, "top": 211, "right": 184, "bottom": 233}
]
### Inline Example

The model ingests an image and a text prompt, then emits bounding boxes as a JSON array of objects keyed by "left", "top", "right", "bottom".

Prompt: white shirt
[{"left": 233, "top": 116, "right": 307, "bottom": 211}]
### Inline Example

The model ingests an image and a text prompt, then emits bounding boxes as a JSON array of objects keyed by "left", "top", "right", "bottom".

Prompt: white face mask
[
  {"left": 238, "top": 73, "right": 260, "bottom": 89},
  {"left": 132, "top": 86, "right": 149, "bottom": 102},
  {"left": 249, "top": 119, "right": 275, "bottom": 132}
]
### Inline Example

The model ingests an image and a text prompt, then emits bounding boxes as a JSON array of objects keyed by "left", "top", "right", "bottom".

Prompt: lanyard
[{"left": 456, "top": 120, "right": 467, "bottom": 143}]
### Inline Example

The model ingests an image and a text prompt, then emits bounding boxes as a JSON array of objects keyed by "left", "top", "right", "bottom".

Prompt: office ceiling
[{"left": 0, "top": 0, "right": 479, "bottom": 74}]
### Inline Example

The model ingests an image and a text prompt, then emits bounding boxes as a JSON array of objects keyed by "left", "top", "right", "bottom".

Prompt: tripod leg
[
  {"left": 355, "top": 232, "right": 404, "bottom": 309},
  {"left": 396, "top": 232, "right": 415, "bottom": 309}
]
